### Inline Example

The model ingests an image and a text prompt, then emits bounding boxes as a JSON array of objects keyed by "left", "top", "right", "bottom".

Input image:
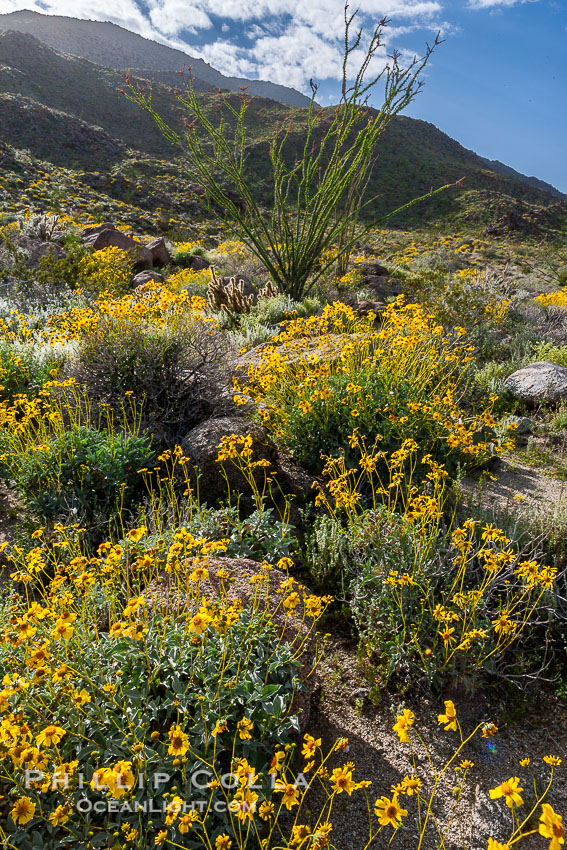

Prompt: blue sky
[{"left": 4, "top": 0, "right": 567, "bottom": 192}]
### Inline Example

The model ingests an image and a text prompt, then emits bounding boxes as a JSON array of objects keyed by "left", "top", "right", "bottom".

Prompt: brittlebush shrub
[
  {"left": 0, "top": 525, "right": 331, "bottom": 849},
  {"left": 1, "top": 545, "right": 564, "bottom": 850},
  {"left": 314, "top": 436, "right": 559, "bottom": 689},
  {"left": 537, "top": 290, "right": 567, "bottom": 310},
  {"left": 236, "top": 300, "right": 510, "bottom": 475},
  {"left": 77, "top": 247, "right": 132, "bottom": 295},
  {"left": 9, "top": 425, "right": 152, "bottom": 528},
  {"left": 0, "top": 383, "right": 153, "bottom": 533},
  {"left": 172, "top": 240, "right": 210, "bottom": 268},
  {"left": 167, "top": 266, "right": 211, "bottom": 297},
  {"left": 0, "top": 343, "right": 64, "bottom": 404},
  {"left": 532, "top": 341, "right": 567, "bottom": 367}
]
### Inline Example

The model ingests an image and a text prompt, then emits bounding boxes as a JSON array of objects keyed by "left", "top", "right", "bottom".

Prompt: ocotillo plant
[{"left": 128, "top": 5, "right": 447, "bottom": 300}]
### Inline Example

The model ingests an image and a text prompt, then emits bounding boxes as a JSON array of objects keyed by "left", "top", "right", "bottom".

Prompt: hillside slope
[
  {"left": 0, "top": 28, "right": 565, "bottom": 234},
  {"left": 0, "top": 30, "right": 184, "bottom": 158},
  {"left": 0, "top": 9, "right": 312, "bottom": 107}
]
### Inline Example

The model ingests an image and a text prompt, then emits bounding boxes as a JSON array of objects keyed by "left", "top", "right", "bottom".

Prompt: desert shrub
[
  {"left": 68, "top": 311, "right": 231, "bottom": 442},
  {"left": 0, "top": 526, "right": 330, "bottom": 849},
  {"left": 472, "top": 360, "right": 520, "bottom": 413},
  {"left": 77, "top": 246, "right": 132, "bottom": 294},
  {"left": 532, "top": 341, "right": 567, "bottom": 367},
  {"left": 209, "top": 240, "right": 249, "bottom": 266},
  {"left": 138, "top": 499, "right": 296, "bottom": 563},
  {"left": 189, "top": 505, "right": 296, "bottom": 561},
  {"left": 335, "top": 265, "right": 365, "bottom": 293},
  {"left": 0, "top": 381, "right": 154, "bottom": 533},
  {"left": 251, "top": 294, "right": 322, "bottom": 327},
  {"left": 0, "top": 226, "right": 86, "bottom": 289},
  {"left": 306, "top": 508, "right": 417, "bottom": 602},
  {"left": 306, "top": 514, "right": 354, "bottom": 594},
  {"left": 0, "top": 341, "right": 65, "bottom": 403},
  {"left": 39, "top": 282, "right": 211, "bottom": 348},
  {"left": 4, "top": 424, "right": 153, "bottom": 528},
  {"left": 0, "top": 285, "right": 85, "bottom": 339},
  {"left": 237, "top": 300, "right": 509, "bottom": 475},
  {"left": 0, "top": 521, "right": 564, "bottom": 848},
  {"left": 17, "top": 212, "right": 63, "bottom": 241},
  {"left": 472, "top": 320, "right": 546, "bottom": 366},
  {"left": 234, "top": 295, "right": 322, "bottom": 348},
  {"left": 167, "top": 265, "right": 211, "bottom": 296},
  {"left": 29, "top": 243, "right": 87, "bottom": 290},
  {"left": 411, "top": 244, "right": 469, "bottom": 273},
  {"left": 232, "top": 321, "right": 278, "bottom": 350},
  {"left": 433, "top": 268, "right": 513, "bottom": 331},
  {"left": 129, "top": 10, "right": 441, "bottom": 300},
  {"left": 172, "top": 240, "right": 209, "bottom": 267},
  {"left": 207, "top": 240, "right": 268, "bottom": 283},
  {"left": 315, "top": 437, "right": 560, "bottom": 690},
  {"left": 515, "top": 299, "right": 567, "bottom": 346},
  {"left": 537, "top": 290, "right": 567, "bottom": 310}
]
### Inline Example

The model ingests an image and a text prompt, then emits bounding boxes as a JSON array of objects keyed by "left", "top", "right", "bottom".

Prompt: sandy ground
[
  {"left": 295, "top": 637, "right": 567, "bottom": 850},
  {"left": 459, "top": 456, "right": 567, "bottom": 514}
]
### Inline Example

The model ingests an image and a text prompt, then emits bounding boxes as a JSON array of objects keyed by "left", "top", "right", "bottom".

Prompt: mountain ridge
[
  {"left": 0, "top": 9, "right": 312, "bottom": 108},
  {"left": 478, "top": 156, "right": 566, "bottom": 202},
  {"left": 1, "top": 11, "right": 565, "bottom": 206},
  {"left": 0, "top": 23, "right": 565, "bottom": 236}
]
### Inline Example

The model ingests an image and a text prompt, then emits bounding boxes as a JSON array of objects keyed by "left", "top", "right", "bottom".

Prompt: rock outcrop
[
  {"left": 503, "top": 361, "right": 567, "bottom": 404},
  {"left": 81, "top": 222, "right": 152, "bottom": 269},
  {"left": 180, "top": 416, "right": 315, "bottom": 505},
  {"left": 145, "top": 236, "right": 171, "bottom": 267},
  {"left": 359, "top": 261, "right": 389, "bottom": 278},
  {"left": 184, "top": 254, "right": 210, "bottom": 271},
  {"left": 16, "top": 235, "right": 66, "bottom": 267},
  {"left": 132, "top": 270, "right": 164, "bottom": 286}
]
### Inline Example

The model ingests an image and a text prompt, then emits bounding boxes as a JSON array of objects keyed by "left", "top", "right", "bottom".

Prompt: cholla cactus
[
  {"left": 207, "top": 266, "right": 254, "bottom": 315},
  {"left": 18, "top": 213, "right": 63, "bottom": 242},
  {"left": 257, "top": 279, "right": 279, "bottom": 300}
]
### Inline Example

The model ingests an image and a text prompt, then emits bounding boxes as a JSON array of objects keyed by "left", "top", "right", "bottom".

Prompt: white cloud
[
  {"left": 148, "top": 1, "right": 212, "bottom": 35},
  {"left": 194, "top": 39, "right": 256, "bottom": 77},
  {"left": 0, "top": 0, "right": 494, "bottom": 95},
  {"left": 251, "top": 26, "right": 346, "bottom": 87},
  {"left": 2, "top": 0, "right": 159, "bottom": 39}
]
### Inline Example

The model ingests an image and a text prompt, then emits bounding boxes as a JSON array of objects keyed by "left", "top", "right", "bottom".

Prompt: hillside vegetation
[
  {"left": 0, "top": 27, "right": 566, "bottom": 232},
  {"left": 1, "top": 14, "right": 567, "bottom": 850}
]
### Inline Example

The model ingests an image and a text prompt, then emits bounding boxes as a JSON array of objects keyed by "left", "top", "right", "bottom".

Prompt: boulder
[
  {"left": 186, "top": 254, "right": 210, "bottom": 271},
  {"left": 503, "top": 361, "right": 567, "bottom": 404},
  {"left": 356, "top": 300, "right": 386, "bottom": 317},
  {"left": 360, "top": 261, "right": 389, "bottom": 277},
  {"left": 145, "top": 555, "right": 317, "bottom": 730},
  {"left": 80, "top": 222, "right": 114, "bottom": 239},
  {"left": 363, "top": 276, "right": 404, "bottom": 299},
  {"left": 16, "top": 236, "right": 66, "bottom": 267},
  {"left": 132, "top": 270, "right": 164, "bottom": 286},
  {"left": 145, "top": 237, "right": 171, "bottom": 267},
  {"left": 180, "top": 416, "right": 315, "bottom": 504},
  {"left": 81, "top": 223, "right": 152, "bottom": 269}
]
